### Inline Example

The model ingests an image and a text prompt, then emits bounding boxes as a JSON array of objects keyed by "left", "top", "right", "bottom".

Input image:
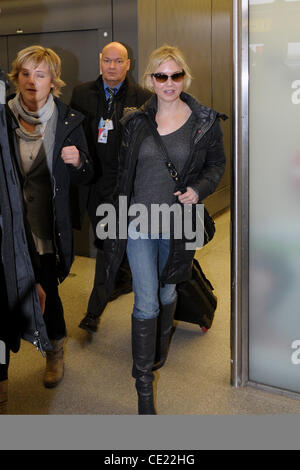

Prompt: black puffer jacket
[
  {"left": 6, "top": 97, "right": 93, "bottom": 282},
  {"left": 104, "top": 92, "right": 226, "bottom": 293}
]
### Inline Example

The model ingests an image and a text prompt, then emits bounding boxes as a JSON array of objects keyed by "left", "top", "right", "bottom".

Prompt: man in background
[{"left": 70, "top": 42, "right": 152, "bottom": 333}]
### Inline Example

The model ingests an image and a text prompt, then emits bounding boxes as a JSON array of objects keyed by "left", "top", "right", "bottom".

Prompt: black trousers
[
  {"left": 87, "top": 248, "right": 132, "bottom": 317},
  {"left": 39, "top": 253, "right": 66, "bottom": 341},
  {"left": 87, "top": 249, "right": 108, "bottom": 316},
  {"left": 86, "top": 198, "right": 132, "bottom": 317}
]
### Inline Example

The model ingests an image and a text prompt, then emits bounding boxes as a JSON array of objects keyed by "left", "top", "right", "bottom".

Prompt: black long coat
[
  {"left": 104, "top": 93, "right": 227, "bottom": 295},
  {"left": 70, "top": 75, "right": 152, "bottom": 230}
]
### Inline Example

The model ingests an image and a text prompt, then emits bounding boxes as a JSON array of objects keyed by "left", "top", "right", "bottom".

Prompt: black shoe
[{"left": 78, "top": 312, "right": 99, "bottom": 334}]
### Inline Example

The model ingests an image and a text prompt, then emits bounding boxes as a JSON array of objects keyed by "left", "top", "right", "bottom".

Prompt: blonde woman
[
  {"left": 104, "top": 45, "right": 226, "bottom": 414},
  {"left": 7, "top": 45, "right": 93, "bottom": 388}
]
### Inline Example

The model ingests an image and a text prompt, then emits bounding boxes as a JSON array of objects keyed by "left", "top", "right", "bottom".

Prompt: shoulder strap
[
  {"left": 144, "top": 113, "right": 215, "bottom": 245},
  {"left": 144, "top": 114, "right": 187, "bottom": 193}
]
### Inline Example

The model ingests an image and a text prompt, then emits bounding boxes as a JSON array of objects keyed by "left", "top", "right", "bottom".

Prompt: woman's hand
[
  {"left": 61, "top": 145, "right": 81, "bottom": 168},
  {"left": 174, "top": 186, "right": 199, "bottom": 204},
  {"left": 36, "top": 283, "right": 46, "bottom": 315}
]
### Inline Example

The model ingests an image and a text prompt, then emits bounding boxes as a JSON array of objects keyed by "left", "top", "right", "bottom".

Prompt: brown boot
[
  {"left": 0, "top": 379, "right": 8, "bottom": 414},
  {"left": 43, "top": 338, "right": 65, "bottom": 388}
]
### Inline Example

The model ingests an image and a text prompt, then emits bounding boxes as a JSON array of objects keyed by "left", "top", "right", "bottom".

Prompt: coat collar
[
  {"left": 54, "top": 96, "right": 85, "bottom": 126},
  {"left": 93, "top": 74, "right": 145, "bottom": 103},
  {"left": 121, "top": 92, "right": 227, "bottom": 129},
  {"left": 6, "top": 94, "right": 85, "bottom": 128},
  {"left": 143, "top": 92, "right": 227, "bottom": 122},
  {"left": 94, "top": 75, "right": 129, "bottom": 98}
]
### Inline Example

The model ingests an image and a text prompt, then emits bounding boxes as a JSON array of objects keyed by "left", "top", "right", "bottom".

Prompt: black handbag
[
  {"left": 174, "top": 258, "right": 217, "bottom": 331},
  {"left": 144, "top": 114, "right": 215, "bottom": 246}
]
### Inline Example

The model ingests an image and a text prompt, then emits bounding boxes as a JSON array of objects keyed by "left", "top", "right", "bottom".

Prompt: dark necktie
[{"left": 107, "top": 87, "right": 115, "bottom": 113}]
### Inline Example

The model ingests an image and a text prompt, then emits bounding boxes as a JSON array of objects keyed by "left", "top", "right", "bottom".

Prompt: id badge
[
  {"left": 105, "top": 119, "right": 114, "bottom": 131},
  {"left": 98, "top": 118, "right": 108, "bottom": 143},
  {"left": 98, "top": 127, "right": 108, "bottom": 144}
]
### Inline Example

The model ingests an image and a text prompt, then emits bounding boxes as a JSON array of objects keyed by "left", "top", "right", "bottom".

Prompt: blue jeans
[{"left": 126, "top": 224, "right": 177, "bottom": 320}]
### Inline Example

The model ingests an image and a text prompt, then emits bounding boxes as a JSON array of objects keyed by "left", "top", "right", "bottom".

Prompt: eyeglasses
[{"left": 151, "top": 71, "right": 185, "bottom": 83}]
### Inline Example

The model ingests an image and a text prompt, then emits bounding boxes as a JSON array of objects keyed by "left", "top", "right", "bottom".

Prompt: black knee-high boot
[
  {"left": 152, "top": 300, "right": 177, "bottom": 371},
  {"left": 132, "top": 316, "right": 157, "bottom": 415}
]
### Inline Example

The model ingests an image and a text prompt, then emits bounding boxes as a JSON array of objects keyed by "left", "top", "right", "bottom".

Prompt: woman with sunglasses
[{"left": 104, "top": 44, "right": 226, "bottom": 414}]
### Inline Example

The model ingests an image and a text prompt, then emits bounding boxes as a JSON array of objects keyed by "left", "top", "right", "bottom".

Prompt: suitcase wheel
[{"left": 201, "top": 327, "right": 208, "bottom": 333}]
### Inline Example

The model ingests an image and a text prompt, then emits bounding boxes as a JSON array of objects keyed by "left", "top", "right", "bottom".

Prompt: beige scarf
[{"left": 8, "top": 92, "right": 55, "bottom": 141}]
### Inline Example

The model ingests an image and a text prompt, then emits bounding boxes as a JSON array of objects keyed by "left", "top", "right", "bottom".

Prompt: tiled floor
[{"left": 7, "top": 209, "right": 300, "bottom": 415}]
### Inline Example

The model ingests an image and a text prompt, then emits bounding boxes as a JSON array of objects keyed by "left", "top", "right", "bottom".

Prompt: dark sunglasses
[{"left": 151, "top": 71, "right": 185, "bottom": 83}]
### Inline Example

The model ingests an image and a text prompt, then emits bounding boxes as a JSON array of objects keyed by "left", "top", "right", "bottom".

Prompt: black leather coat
[{"left": 104, "top": 93, "right": 227, "bottom": 294}]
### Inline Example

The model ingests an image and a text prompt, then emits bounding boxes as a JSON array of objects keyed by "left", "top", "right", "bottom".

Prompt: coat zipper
[{"left": 33, "top": 330, "right": 45, "bottom": 357}]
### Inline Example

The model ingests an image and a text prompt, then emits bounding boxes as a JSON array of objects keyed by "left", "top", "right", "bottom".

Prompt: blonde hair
[
  {"left": 142, "top": 44, "right": 192, "bottom": 91},
  {"left": 8, "top": 45, "right": 65, "bottom": 97}
]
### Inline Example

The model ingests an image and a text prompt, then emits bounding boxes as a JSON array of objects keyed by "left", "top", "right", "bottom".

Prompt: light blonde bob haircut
[
  {"left": 8, "top": 45, "right": 66, "bottom": 97},
  {"left": 142, "top": 44, "right": 192, "bottom": 92}
]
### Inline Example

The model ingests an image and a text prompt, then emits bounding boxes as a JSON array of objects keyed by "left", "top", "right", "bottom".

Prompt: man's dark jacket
[
  {"left": 104, "top": 93, "right": 227, "bottom": 295},
  {"left": 6, "top": 97, "right": 94, "bottom": 283},
  {"left": 70, "top": 75, "right": 152, "bottom": 230},
  {"left": 0, "top": 103, "right": 51, "bottom": 354}
]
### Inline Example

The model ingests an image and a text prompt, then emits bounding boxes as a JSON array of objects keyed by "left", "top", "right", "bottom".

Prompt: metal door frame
[
  {"left": 231, "top": 0, "right": 249, "bottom": 388},
  {"left": 231, "top": 0, "right": 300, "bottom": 401}
]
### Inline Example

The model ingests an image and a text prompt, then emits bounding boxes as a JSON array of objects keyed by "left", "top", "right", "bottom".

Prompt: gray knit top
[{"left": 130, "top": 113, "right": 195, "bottom": 234}]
